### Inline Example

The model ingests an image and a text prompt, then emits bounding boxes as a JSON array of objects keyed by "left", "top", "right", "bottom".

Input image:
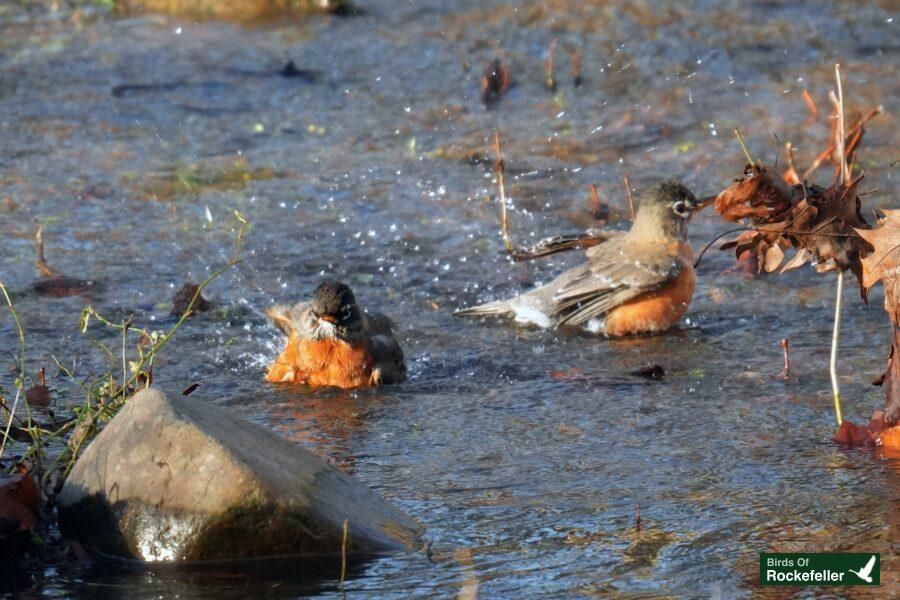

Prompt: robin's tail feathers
[{"left": 452, "top": 299, "right": 511, "bottom": 318}]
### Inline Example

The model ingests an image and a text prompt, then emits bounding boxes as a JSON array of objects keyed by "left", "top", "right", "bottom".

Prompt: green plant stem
[
  {"left": 0, "top": 389, "right": 21, "bottom": 462},
  {"left": 83, "top": 212, "right": 248, "bottom": 400},
  {"left": 0, "top": 281, "right": 26, "bottom": 387},
  {"left": 0, "top": 281, "right": 38, "bottom": 467},
  {"left": 830, "top": 270, "right": 844, "bottom": 425},
  {"left": 734, "top": 129, "right": 755, "bottom": 166}
]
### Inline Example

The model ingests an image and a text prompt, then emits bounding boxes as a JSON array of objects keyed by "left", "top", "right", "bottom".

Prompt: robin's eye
[{"left": 672, "top": 201, "right": 690, "bottom": 217}]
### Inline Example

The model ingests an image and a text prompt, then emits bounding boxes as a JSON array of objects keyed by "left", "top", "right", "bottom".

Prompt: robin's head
[
  {"left": 309, "top": 279, "right": 364, "bottom": 340},
  {"left": 631, "top": 180, "right": 699, "bottom": 241}
]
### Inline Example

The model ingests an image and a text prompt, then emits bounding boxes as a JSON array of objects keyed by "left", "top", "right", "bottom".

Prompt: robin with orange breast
[
  {"left": 454, "top": 181, "right": 707, "bottom": 336},
  {"left": 265, "top": 279, "right": 406, "bottom": 388}
]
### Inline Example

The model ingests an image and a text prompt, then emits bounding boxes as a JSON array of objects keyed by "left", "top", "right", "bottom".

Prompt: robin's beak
[{"left": 694, "top": 195, "right": 716, "bottom": 211}]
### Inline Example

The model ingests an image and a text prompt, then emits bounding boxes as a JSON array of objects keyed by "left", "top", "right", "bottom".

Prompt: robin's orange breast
[
  {"left": 602, "top": 242, "right": 696, "bottom": 337},
  {"left": 602, "top": 265, "right": 695, "bottom": 336},
  {"left": 266, "top": 334, "right": 375, "bottom": 388}
]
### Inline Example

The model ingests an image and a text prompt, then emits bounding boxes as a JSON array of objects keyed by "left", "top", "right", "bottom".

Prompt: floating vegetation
[
  {"left": 114, "top": 0, "right": 352, "bottom": 22},
  {"left": 171, "top": 283, "right": 214, "bottom": 317},
  {"left": 134, "top": 158, "right": 285, "bottom": 200}
]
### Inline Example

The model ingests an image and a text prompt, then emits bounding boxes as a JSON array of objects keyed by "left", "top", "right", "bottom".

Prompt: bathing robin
[
  {"left": 455, "top": 180, "right": 706, "bottom": 336},
  {"left": 265, "top": 279, "right": 406, "bottom": 388}
]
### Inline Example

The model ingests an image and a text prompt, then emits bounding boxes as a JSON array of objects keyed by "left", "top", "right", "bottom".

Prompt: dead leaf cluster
[{"left": 714, "top": 98, "right": 882, "bottom": 299}]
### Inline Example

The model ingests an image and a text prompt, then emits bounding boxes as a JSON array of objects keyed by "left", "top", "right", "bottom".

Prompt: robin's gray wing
[
  {"left": 584, "top": 231, "right": 626, "bottom": 258},
  {"left": 265, "top": 301, "right": 312, "bottom": 336},
  {"left": 549, "top": 243, "right": 685, "bottom": 326},
  {"left": 363, "top": 310, "right": 396, "bottom": 336},
  {"left": 368, "top": 333, "right": 406, "bottom": 384}
]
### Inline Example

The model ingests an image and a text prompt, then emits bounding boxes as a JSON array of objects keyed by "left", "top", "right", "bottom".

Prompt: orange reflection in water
[{"left": 265, "top": 388, "right": 384, "bottom": 475}]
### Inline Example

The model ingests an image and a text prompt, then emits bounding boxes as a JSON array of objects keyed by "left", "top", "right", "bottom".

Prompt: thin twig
[
  {"left": 493, "top": 131, "right": 512, "bottom": 250},
  {"left": 567, "top": 43, "right": 583, "bottom": 87},
  {"left": 634, "top": 503, "right": 641, "bottom": 534},
  {"left": 35, "top": 225, "right": 54, "bottom": 277},
  {"left": 622, "top": 171, "right": 635, "bottom": 221},
  {"left": 801, "top": 89, "right": 819, "bottom": 119},
  {"left": 339, "top": 518, "right": 350, "bottom": 591},
  {"left": 835, "top": 64, "right": 848, "bottom": 186},
  {"left": 233, "top": 210, "right": 248, "bottom": 261},
  {"left": 589, "top": 183, "right": 603, "bottom": 221},
  {"left": 779, "top": 338, "right": 792, "bottom": 379},
  {"left": 692, "top": 227, "right": 751, "bottom": 268},
  {"left": 545, "top": 38, "right": 557, "bottom": 92}
]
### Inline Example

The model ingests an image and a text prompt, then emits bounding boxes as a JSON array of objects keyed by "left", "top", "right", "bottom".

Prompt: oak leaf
[
  {"left": 855, "top": 209, "right": 900, "bottom": 290},
  {"left": 714, "top": 164, "right": 793, "bottom": 221},
  {"left": 715, "top": 167, "right": 871, "bottom": 295}
]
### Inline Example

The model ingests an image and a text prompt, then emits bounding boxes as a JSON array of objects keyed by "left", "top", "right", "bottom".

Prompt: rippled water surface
[{"left": 1, "top": 0, "right": 898, "bottom": 597}]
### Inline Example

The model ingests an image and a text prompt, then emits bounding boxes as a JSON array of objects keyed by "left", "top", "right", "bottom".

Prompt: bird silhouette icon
[{"left": 848, "top": 555, "right": 876, "bottom": 583}]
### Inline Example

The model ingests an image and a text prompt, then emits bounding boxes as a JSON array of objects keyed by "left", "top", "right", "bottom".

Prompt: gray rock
[{"left": 58, "top": 388, "right": 422, "bottom": 561}]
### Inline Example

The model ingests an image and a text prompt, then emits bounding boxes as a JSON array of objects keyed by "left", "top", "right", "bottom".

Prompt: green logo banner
[{"left": 760, "top": 553, "right": 880, "bottom": 586}]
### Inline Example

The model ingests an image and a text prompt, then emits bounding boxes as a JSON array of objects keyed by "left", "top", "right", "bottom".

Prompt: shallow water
[{"left": 1, "top": 0, "right": 898, "bottom": 597}]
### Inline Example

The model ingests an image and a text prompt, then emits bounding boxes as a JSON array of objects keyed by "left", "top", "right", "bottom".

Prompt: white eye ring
[{"left": 672, "top": 201, "right": 690, "bottom": 217}]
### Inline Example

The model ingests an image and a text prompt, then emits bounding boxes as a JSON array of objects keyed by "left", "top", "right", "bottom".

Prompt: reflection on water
[
  {"left": 0, "top": 0, "right": 897, "bottom": 596},
  {"left": 266, "top": 388, "right": 380, "bottom": 473}
]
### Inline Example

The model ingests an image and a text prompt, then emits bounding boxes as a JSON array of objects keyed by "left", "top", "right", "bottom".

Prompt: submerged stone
[{"left": 58, "top": 388, "right": 422, "bottom": 561}]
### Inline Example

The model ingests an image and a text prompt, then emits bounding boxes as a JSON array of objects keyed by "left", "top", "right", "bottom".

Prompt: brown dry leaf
[
  {"left": 714, "top": 95, "right": 882, "bottom": 296},
  {"left": 855, "top": 209, "right": 900, "bottom": 290},
  {"left": 833, "top": 419, "right": 876, "bottom": 446},
  {"left": 780, "top": 248, "right": 814, "bottom": 273},
  {"left": 764, "top": 243, "right": 785, "bottom": 272},
  {"left": 0, "top": 466, "right": 38, "bottom": 532},
  {"left": 714, "top": 164, "right": 794, "bottom": 221},
  {"left": 795, "top": 177, "right": 870, "bottom": 277},
  {"left": 31, "top": 276, "right": 99, "bottom": 297},
  {"left": 171, "top": 283, "right": 213, "bottom": 317},
  {"left": 25, "top": 385, "right": 51, "bottom": 408},
  {"left": 858, "top": 215, "right": 900, "bottom": 424},
  {"left": 716, "top": 175, "right": 871, "bottom": 295},
  {"left": 833, "top": 410, "right": 900, "bottom": 453}
]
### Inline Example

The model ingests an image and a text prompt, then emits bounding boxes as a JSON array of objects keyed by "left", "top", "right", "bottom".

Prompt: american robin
[
  {"left": 454, "top": 180, "right": 706, "bottom": 336},
  {"left": 265, "top": 279, "right": 406, "bottom": 388}
]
